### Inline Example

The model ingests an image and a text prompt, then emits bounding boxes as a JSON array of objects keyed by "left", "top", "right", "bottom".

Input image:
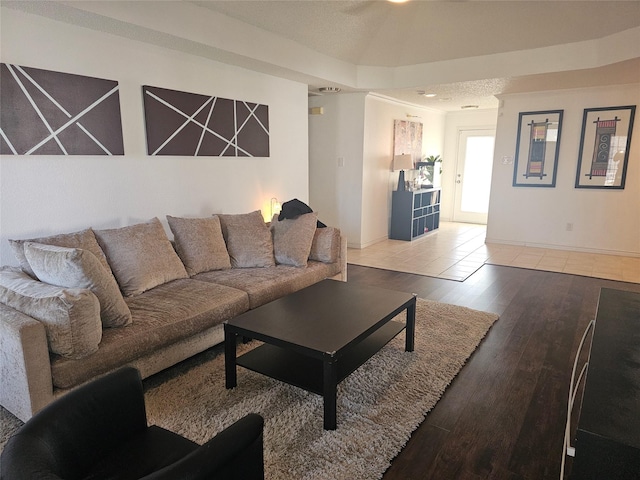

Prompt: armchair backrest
[{"left": 1, "top": 367, "right": 147, "bottom": 479}]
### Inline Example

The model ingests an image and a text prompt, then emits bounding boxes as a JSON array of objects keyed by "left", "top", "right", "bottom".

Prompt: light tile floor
[{"left": 347, "top": 222, "right": 640, "bottom": 283}]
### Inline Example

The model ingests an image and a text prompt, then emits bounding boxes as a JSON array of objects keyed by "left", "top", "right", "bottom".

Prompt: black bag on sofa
[{"left": 278, "top": 198, "right": 326, "bottom": 228}]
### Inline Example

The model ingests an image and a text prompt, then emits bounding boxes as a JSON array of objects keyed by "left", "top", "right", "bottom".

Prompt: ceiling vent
[{"left": 318, "top": 87, "right": 341, "bottom": 93}]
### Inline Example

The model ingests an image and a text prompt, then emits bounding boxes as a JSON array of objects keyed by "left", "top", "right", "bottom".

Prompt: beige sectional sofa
[{"left": 0, "top": 211, "right": 346, "bottom": 422}]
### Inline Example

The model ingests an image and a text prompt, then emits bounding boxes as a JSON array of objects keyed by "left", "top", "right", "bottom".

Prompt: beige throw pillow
[
  {"left": 218, "top": 211, "right": 275, "bottom": 268},
  {"left": 9, "top": 228, "right": 112, "bottom": 279},
  {"left": 94, "top": 218, "right": 188, "bottom": 296},
  {"left": 166, "top": 215, "right": 231, "bottom": 276},
  {"left": 0, "top": 266, "right": 102, "bottom": 359},
  {"left": 270, "top": 212, "right": 318, "bottom": 267},
  {"left": 309, "top": 227, "right": 341, "bottom": 264},
  {"left": 23, "top": 243, "right": 132, "bottom": 328}
]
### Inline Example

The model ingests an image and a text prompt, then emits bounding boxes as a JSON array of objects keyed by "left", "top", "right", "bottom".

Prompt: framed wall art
[
  {"left": 0, "top": 63, "right": 124, "bottom": 155},
  {"left": 142, "top": 85, "right": 269, "bottom": 157},
  {"left": 393, "top": 119, "right": 423, "bottom": 164},
  {"left": 512, "top": 110, "right": 563, "bottom": 187},
  {"left": 575, "top": 105, "right": 635, "bottom": 189}
]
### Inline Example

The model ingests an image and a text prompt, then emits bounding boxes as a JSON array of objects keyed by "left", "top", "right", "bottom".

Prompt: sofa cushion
[
  {"left": 270, "top": 212, "right": 317, "bottom": 267},
  {"left": 218, "top": 211, "right": 275, "bottom": 268},
  {"left": 23, "top": 243, "right": 132, "bottom": 328},
  {"left": 9, "top": 228, "right": 112, "bottom": 279},
  {"left": 0, "top": 267, "right": 102, "bottom": 359},
  {"left": 309, "top": 226, "right": 341, "bottom": 264},
  {"left": 94, "top": 218, "right": 188, "bottom": 297},
  {"left": 50, "top": 279, "right": 250, "bottom": 389},
  {"left": 166, "top": 215, "right": 231, "bottom": 276},
  {"left": 194, "top": 261, "right": 339, "bottom": 309}
]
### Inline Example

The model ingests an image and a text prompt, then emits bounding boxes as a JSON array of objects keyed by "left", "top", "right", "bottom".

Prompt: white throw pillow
[
  {"left": 270, "top": 212, "right": 318, "bottom": 267},
  {"left": 94, "top": 218, "right": 188, "bottom": 296},
  {"left": 166, "top": 215, "right": 231, "bottom": 275},
  {"left": 0, "top": 267, "right": 102, "bottom": 359},
  {"left": 218, "top": 211, "right": 275, "bottom": 268},
  {"left": 9, "top": 228, "right": 112, "bottom": 279},
  {"left": 309, "top": 227, "right": 341, "bottom": 264},
  {"left": 24, "top": 242, "right": 132, "bottom": 328}
]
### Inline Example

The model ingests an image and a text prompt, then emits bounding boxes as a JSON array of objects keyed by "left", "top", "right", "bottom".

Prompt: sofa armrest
[{"left": 0, "top": 303, "right": 54, "bottom": 422}]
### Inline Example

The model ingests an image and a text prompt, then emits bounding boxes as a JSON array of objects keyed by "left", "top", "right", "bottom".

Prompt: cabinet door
[{"left": 390, "top": 191, "right": 414, "bottom": 240}]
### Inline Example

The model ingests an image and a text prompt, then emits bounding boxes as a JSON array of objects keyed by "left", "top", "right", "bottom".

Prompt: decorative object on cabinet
[
  {"left": 390, "top": 188, "right": 441, "bottom": 241},
  {"left": 0, "top": 63, "right": 124, "bottom": 155},
  {"left": 142, "top": 85, "right": 269, "bottom": 157},
  {"left": 416, "top": 162, "right": 434, "bottom": 189},
  {"left": 416, "top": 155, "right": 443, "bottom": 189},
  {"left": 561, "top": 318, "right": 594, "bottom": 479},
  {"left": 512, "top": 110, "right": 563, "bottom": 187},
  {"left": 575, "top": 105, "right": 635, "bottom": 189},
  {"left": 393, "top": 154, "right": 414, "bottom": 191},
  {"left": 424, "top": 155, "right": 443, "bottom": 173}
]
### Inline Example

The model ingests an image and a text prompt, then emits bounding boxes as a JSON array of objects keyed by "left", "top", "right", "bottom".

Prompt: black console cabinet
[
  {"left": 570, "top": 288, "right": 640, "bottom": 479},
  {"left": 390, "top": 188, "right": 441, "bottom": 241}
]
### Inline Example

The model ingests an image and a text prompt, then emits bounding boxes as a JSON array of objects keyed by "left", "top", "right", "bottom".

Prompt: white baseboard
[
  {"left": 348, "top": 235, "right": 389, "bottom": 250},
  {"left": 484, "top": 237, "right": 640, "bottom": 258}
]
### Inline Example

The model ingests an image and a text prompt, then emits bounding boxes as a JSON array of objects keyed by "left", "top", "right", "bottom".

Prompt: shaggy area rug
[{"left": 0, "top": 298, "right": 497, "bottom": 479}]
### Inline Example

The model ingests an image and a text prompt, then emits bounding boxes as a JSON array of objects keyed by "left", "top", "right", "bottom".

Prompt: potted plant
[
  {"left": 424, "top": 155, "right": 443, "bottom": 174},
  {"left": 421, "top": 155, "right": 443, "bottom": 187}
]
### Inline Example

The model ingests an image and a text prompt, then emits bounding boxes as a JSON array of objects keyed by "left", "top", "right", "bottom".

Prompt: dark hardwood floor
[{"left": 346, "top": 263, "right": 640, "bottom": 480}]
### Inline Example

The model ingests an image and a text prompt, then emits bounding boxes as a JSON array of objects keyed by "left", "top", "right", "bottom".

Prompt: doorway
[{"left": 452, "top": 129, "right": 495, "bottom": 224}]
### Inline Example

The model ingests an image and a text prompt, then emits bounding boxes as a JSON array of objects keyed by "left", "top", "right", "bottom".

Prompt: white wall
[
  {"left": 0, "top": 7, "right": 310, "bottom": 266},
  {"left": 308, "top": 92, "right": 366, "bottom": 245},
  {"left": 488, "top": 84, "right": 640, "bottom": 256},
  {"left": 309, "top": 93, "right": 446, "bottom": 248},
  {"left": 362, "top": 95, "right": 445, "bottom": 247}
]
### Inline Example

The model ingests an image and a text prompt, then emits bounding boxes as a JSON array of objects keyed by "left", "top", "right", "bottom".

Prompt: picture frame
[
  {"left": 512, "top": 110, "right": 563, "bottom": 187},
  {"left": 0, "top": 63, "right": 124, "bottom": 155},
  {"left": 142, "top": 85, "right": 269, "bottom": 157},
  {"left": 415, "top": 161, "right": 434, "bottom": 189},
  {"left": 575, "top": 105, "right": 635, "bottom": 189},
  {"left": 393, "top": 119, "right": 423, "bottom": 164}
]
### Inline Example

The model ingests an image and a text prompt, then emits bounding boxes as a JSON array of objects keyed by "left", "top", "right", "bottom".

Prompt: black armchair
[{"left": 0, "top": 366, "right": 264, "bottom": 480}]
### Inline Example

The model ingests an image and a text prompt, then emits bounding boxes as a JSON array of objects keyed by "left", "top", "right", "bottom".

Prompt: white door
[{"left": 453, "top": 129, "right": 495, "bottom": 224}]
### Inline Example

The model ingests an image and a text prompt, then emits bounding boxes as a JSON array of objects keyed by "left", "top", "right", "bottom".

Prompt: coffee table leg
[
  {"left": 224, "top": 325, "right": 237, "bottom": 389},
  {"left": 406, "top": 296, "right": 416, "bottom": 352},
  {"left": 323, "top": 357, "right": 338, "bottom": 430}
]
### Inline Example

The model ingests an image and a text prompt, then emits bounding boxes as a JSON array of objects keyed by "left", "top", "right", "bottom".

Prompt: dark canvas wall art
[
  {"left": 142, "top": 85, "right": 270, "bottom": 157},
  {"left": 0, "top": 63, "right": 124, "bottom": 155}
]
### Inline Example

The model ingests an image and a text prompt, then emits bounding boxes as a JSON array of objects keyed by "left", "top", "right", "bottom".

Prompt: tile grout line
[{"left": 348, "top": 223, "right": 639, "bottom": 284}]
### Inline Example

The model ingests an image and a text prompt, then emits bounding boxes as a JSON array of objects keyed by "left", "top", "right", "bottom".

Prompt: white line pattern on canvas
[{"left": 4, "top": 64, "right": 118, "bottom": 155}]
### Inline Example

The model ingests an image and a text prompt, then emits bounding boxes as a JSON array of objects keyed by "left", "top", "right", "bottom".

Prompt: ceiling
[
  {"left": 4, "top": 0, "right": 640, "bottom": 111},
  {"left": 192, "top": 0, "right": 640, "bottom": 110},
  {"left": 194, "top": 1, "right": 639, "bottom": 67}
]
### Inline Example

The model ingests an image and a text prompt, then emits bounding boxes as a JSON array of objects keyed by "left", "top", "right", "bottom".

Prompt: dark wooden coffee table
[{"left": 224, "top": 279, "right": 416, "bottom": 430}]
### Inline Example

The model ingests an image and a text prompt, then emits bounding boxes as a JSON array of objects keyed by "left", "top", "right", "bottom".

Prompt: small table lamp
[
  {"left": 270, "top": 197, "right": 282, "bottom": 218},
  {"left": 393, "top": 154, "right": 414, "bottom": 191}
]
